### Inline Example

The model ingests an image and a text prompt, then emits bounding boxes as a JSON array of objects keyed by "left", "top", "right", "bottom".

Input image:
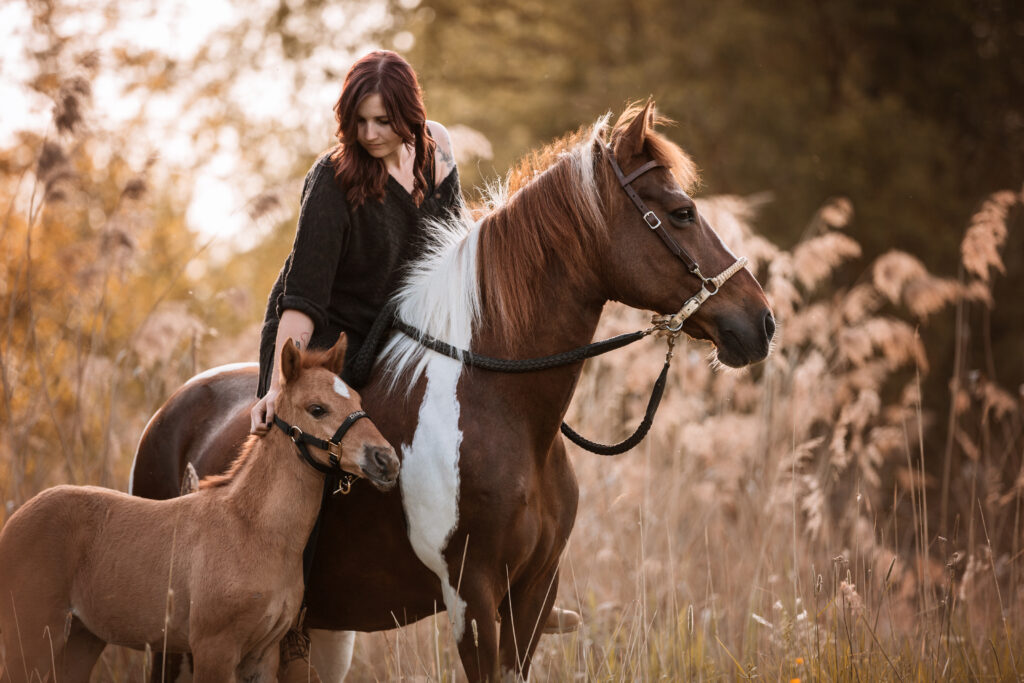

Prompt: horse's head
[
  {"left": 601, "top": 101, "right": 775, "bottom": 368},
  {"left": 278, "top": 334, "right": 399, "bottom": 490}
]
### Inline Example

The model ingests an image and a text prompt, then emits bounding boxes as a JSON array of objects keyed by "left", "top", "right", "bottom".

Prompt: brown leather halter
[{"left": 605, "top": 146, "right": 749, "bottom": 332}]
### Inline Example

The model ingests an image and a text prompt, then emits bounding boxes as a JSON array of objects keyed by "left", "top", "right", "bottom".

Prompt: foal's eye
[
  {"left": 670, "top": 208, "right": 696, "bottom": 225},
  {"left": 307, "top": 404, "right": 327, "bottom": 419}
]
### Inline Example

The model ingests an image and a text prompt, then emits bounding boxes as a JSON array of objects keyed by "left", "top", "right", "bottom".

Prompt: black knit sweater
[{"left": 257, "top": 153, "right": 461, "bottom": 396}]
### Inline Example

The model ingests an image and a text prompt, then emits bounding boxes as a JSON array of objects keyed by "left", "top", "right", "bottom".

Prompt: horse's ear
[
  {"left": 618, "top": 99, "right": 656, "bottom": 159},
  {"left": 327, "top": 332, "right": 348, "bottom": 377},
  {"left": 280, "top": 338, "right": 302, "bottom": 385}
]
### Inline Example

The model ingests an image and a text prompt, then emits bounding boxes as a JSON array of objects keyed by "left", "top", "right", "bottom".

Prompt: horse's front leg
[
  {"left": 497, "top": 565, "right": 561, "bottom": 681},
  {"left": 453, "top": 577, "right": 502, "bottom": 682}
]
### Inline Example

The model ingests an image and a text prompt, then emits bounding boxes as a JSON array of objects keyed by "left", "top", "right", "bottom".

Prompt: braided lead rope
[
  {"left": 651, "top": 256, "right": 749, "bottom": 332},
  {"left": 393, "top": 320, "right": 652, "bottom": 373}
]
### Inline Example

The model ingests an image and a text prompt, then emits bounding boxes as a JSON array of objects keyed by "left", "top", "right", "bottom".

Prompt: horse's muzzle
[{"left": 714, "top": 307, "right": 775, "bottom": 367}]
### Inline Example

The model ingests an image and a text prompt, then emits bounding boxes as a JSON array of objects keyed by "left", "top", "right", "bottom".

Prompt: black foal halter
[{"left": 274, "top": 410, "right": 368, "bottom": 495}]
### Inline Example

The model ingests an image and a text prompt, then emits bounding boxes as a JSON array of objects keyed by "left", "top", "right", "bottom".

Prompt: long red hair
[{"left": 329, "top": 51, "right": 435, "bottom": 208}]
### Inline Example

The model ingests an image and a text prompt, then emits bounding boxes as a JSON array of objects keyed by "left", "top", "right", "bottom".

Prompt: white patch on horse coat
[
  {"left": 183, "top": 361, "right": 259, "bottom": 385},
  {"left": 308, "top": 629, "right": 356, "bottom": 683},
  {"left": 332, "top": 376, "right": 351, "bottom": 398},
  {"left": 400, "top": 353, "right": 468, "bottom": 641}
]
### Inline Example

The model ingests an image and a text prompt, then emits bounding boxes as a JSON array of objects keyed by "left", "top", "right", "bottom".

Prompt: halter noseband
[
  {"left": 273, "top": 410, "right": 369, "bottom": 495},
  {"left": 606, "top": 146, "right": 749, "bottom": 332}
]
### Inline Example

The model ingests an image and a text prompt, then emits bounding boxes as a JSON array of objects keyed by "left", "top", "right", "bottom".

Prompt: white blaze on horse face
[
  {"left": 333, "top": 376, "right": 351, "bottom": 398},
  {"left": 400, "top": 353, "right": 468, "bottom": 641}
]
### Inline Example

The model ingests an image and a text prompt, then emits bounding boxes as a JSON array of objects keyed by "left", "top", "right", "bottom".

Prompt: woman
[
  {"left": 249, "top": 50, "right": 579, "bottom": 681},
  {"left": 251, "top": 50, "right": 460, "bottom": 433}
]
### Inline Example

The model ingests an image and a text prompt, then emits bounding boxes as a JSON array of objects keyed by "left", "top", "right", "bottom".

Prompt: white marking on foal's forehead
[{"left": 333, "top": 376, "right": 351, "bottom": 398}]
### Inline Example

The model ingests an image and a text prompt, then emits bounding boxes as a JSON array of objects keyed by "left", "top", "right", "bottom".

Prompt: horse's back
[{"left": 129, "top": 363, "right": 258, "bottom": 499}]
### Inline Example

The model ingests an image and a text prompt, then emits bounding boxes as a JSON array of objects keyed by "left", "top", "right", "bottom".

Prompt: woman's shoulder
[
  {"left": 300, "top": 148, "right": 347, "bottom": 204},
  {"left": 427, "top": 121, "right": 456, "bottom": 183}
]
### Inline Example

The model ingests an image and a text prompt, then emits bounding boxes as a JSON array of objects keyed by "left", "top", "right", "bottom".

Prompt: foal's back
[{"left": 0, "top": 484, "right": 206, "bottom": 653}]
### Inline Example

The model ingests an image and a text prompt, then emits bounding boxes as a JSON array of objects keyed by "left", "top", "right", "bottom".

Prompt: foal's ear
[
  {"left": 280, "top": 338, "right": 302, "bottom": 385},
  {"left": 618, "top": 99, "right": 656, "bottom": 159},
  {"left": 326, "top": 332, "right": 348, "bottom": 377}
]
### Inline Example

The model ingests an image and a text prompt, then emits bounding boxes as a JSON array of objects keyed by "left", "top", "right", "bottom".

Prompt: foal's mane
[
  {"left": 200, "top": 350, "right": 341, "bottom": 489},
  {"left": 379, "top": 104, "right": 699, "bottom": 386}
]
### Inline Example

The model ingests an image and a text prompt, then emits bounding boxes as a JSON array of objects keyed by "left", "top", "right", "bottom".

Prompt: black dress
[{"left": 257, "top": 152, "right": 461, "bottom": 396}]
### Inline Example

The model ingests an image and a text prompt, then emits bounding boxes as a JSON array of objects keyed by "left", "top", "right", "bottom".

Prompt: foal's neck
[{"left": 225, "top": 428, "right": 325, "bottom": 548}]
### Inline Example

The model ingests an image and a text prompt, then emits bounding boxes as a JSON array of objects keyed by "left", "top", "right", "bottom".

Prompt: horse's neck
[
  {"left": 224, "top": 431, "right": 324, "bottom": 549},
  {"left": 473, "top": 263, "right": 607, "bottom": 442}
]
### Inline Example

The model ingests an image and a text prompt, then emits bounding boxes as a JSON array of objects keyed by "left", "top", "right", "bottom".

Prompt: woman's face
[{"left": 356, "top": 93, "right": 403, "bottom": 161}]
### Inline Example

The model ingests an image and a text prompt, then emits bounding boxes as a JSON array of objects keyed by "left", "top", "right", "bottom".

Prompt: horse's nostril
[
  {"left": 762, "top": 309, "right": 776, "bottom": 341},
  {"left": 372, "top": 447, "right": 394, "bottom": 472}
]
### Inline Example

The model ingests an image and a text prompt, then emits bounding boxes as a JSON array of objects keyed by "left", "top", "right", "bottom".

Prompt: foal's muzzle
[{"left": 362, "top": 445, "right": 400, "bottom": 491}]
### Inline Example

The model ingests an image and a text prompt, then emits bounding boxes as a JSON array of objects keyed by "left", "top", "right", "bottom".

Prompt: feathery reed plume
[
  {"left": 872, "top": 250, "right": 963, "bottom": 320},
  {"left": 53, "top": 75, "right": 91, "bottom": 134},
  {"left": 791, "top": 232, "right": 861, "bottom": 291},
  {"left": 961, "top": 190, "right": 1016, "bottom": 284}
]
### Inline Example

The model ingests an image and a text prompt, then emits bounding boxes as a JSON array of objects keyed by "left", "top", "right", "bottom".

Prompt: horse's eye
[
  {"left": 307, "top": 404, "right": 327, "bottom": 418},
  {"left": 670, "top": 208, "right": 696, "bottom": 225}
]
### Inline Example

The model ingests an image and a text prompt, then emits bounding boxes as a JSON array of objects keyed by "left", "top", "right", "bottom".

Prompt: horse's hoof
[{"left": 542, "top": 606, "right": 582, "bottom": 634}]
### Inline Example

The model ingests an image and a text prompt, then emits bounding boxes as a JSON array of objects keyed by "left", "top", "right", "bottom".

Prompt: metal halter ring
[{"left": 289, "top": 425, "right": 304, "bottom": 442}]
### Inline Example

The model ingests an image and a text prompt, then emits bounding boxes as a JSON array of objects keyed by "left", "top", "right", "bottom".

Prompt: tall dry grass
[{"left": 2, "top": 63, "right": 1022, "bottom": 678}]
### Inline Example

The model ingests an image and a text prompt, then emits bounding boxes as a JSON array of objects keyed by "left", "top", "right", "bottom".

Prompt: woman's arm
[
  {"left": 427, "top": 120, "right": 456, "bottom": 184},
  {"left": 251, "top": 308, "right": 314, "bottom": 434}
]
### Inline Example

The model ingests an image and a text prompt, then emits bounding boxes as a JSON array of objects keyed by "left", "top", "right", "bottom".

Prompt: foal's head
[
  {"left": 601, "top": 101, "right": 775, "bottom": 368},
  {"left": 278, "top": 334, "right": 399, "bottom": 490}
]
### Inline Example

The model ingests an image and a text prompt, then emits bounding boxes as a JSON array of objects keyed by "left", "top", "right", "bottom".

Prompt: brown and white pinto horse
[{"left": 129, "top": 102, "right": 774, "bottom": 682}]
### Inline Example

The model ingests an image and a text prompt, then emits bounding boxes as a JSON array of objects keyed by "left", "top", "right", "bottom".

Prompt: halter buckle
[
  {"left": 334, "top": 475, "right": 353, "bottom": 495},
  {"left": 643, "top": 211, "right": 661, "bottom": 230}
]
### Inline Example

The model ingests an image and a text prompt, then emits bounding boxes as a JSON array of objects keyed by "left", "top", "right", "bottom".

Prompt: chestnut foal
[{"left": 0, "top": 334, "right": 399, "bottom": 683}]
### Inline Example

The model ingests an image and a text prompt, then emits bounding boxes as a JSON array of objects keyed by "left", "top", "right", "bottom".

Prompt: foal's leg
[
  {"left": 497, "top": 567, "right": 560, "bottom": 681},
  {"left": 190, "top": 638, "right": 241, "bottom": 683},
  {"left": 59, "top": 616, "right": 107, "bottom": 683},
  {"left": 0, "top": 606, "right": 70, "bottom": 683}
]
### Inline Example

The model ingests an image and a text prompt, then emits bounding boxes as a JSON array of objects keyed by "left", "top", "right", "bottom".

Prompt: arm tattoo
[
  {"left": 438, "top": 147, "right": 454, "bottom": 168},
  {"left": 297, "top": 332, "right": 311, "bottom": 350}
]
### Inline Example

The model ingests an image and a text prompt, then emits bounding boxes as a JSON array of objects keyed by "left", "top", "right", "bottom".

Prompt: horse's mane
[{"left": 379, "top": 104, "right": 700, "bottom": 388}]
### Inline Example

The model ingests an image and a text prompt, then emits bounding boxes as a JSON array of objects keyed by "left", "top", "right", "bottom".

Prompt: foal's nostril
[
  {"left": 762, "top": 309, "right": 776, "bottom": 342},
  {"left": 372, "top": 447, "right": 396, "bottom": 473}
]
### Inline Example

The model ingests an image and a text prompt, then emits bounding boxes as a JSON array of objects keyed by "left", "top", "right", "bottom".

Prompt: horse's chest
[{"left": 399, "top": 356, "right": 463, "bottom": 572}]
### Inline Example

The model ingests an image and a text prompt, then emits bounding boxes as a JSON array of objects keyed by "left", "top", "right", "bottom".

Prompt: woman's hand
[{"left": 250, "top": 384, "right": 281, "bottom": 435}]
